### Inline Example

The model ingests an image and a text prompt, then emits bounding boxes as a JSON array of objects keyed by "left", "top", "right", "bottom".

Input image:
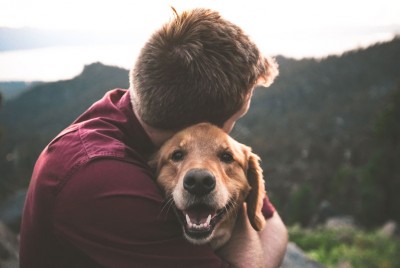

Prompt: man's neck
[{"left": 133, "top": 108, "right": 175, "bottom": 148}]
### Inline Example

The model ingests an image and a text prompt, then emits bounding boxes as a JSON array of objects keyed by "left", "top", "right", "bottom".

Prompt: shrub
[{"left": 289, "top": 225, "right": 400, "bottom": 268}]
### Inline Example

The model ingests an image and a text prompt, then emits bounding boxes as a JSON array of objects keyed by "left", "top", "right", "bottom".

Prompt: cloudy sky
[{"left": 1, "top": 0, "right": 399, "bottom": 80}]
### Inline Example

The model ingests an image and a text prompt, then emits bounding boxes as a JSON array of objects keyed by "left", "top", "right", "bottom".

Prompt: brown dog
[{"left": 150, "top": 123, "right": 266, "bottom": 249}]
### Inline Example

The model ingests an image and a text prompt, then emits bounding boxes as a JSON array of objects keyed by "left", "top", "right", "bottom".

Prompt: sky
[{"left": 0, "top": 0, "right": 400, "bottom": 81}]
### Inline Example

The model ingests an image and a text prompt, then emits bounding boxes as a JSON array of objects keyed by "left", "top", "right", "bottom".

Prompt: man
[{"left": 20, "top": 8, "right": 288, "bottom": 267}]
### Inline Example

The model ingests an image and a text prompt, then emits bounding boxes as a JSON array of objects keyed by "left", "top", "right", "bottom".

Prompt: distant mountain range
[
  {"left": 0, "top": 82, "right": 42, "bottom": 101},
  {"left": 0, "top": 38, "right": 399, "bottom": 228}
]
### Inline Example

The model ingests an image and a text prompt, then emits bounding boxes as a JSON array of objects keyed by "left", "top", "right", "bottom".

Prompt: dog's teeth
[
  {"left": 206, "top": 214, "right": 211, "bottom": 225},
  {"left": 185, "top": 214, "right": 213, "bottom": 230},
  {"left": 186, "top": 214, "right": 191, "bottom": 224}
]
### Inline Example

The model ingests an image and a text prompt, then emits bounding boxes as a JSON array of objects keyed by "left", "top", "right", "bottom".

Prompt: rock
[
  {"left": 281, "top": 242, "right": 325, "bottom": 268},
  {"left": 325, "top": 216, "right": 355, "bottom": 230},
  {"left": 311, "top": 200, "right": 336, "bottom": 226},
  {"left": 378, "top": 220, "right": 398, "bottom": 238},
  {"left": 0, "top": 189, "right": 26, "bottom": 233},
  {"left": 0, "top": 221, "right": 19, "bottom": 268},
  {"left": 337, "top": 261, "right": 352, "bottom": 268}
]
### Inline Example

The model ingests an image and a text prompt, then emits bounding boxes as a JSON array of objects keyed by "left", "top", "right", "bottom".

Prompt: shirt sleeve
[
  {"left": 54, "top": 158, "right": 230, "bottom": 268},
  {"left": 262, "top": 196, "right": 276, "bottom": 219}
]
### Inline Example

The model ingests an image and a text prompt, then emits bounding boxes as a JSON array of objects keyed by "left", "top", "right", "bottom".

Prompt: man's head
[{"left": 130, "top": 8, "right": 278, "bottom": 131}]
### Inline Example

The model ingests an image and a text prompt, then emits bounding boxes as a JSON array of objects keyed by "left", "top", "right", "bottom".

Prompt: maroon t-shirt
[{"left": 19, "top": 89, "right": 275, "bottom": 267}]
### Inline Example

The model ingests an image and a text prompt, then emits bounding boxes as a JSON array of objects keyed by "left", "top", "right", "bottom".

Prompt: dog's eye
[
  {"left": 220, "top": 152, "right": 234, "bottom": 163},
  {"left": 171, "top": 150, "right": 185, "bottom": 162}
]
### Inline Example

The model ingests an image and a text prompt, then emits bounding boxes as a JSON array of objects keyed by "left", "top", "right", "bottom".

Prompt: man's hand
[{"left": 216, "top": 204, "right": 288, "bottom": 268}]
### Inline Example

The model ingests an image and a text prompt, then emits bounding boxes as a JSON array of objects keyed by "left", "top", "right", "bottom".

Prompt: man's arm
[
  {"left": 54, "top": 159, "right": 230, "bottom": 268},
  {"left": 216, "top": 204, "right": 288, "bottom": 268},
  {"left": 260, "top": 212, "right": 289, "bottom": 267}
]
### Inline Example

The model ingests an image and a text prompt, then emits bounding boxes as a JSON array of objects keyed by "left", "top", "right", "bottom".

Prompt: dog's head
[{"left": 150, "top": 123, "right": 266, "bottom": 245}]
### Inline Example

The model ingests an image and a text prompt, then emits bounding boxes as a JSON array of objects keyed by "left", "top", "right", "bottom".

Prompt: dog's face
[{"left": 151, "top": 123, "right": 266, "bottom": 246}]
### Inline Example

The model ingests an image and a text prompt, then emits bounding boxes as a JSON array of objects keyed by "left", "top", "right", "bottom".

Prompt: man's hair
[{"left": 130, "top": 8, "right": 278, "bottom": 130}]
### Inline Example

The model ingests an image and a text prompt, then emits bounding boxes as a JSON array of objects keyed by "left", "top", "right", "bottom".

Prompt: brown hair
[{"left": 130, "top": 8, "right": 278, "bottom": 130}]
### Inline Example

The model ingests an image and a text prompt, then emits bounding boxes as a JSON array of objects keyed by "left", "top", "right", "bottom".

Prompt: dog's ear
[
  {"left": 148, "top": 152, "right": 160, "bottom": 172},
  {"left": 246, "top": 152, "right": 266, "bottom": 231}
]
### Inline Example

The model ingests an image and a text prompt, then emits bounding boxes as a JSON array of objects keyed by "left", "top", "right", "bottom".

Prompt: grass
[{"left": 288, "top": 225, "right": 400, "bottom": 268}]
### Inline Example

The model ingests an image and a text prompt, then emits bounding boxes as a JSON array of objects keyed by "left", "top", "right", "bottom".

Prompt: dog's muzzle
[{"left": 173, "top": 168, "right": 229, "bottom": 241}]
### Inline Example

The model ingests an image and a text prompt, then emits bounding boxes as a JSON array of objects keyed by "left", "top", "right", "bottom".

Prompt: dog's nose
[{"left": 183, "top": 169, "right": 216, "bottom": 196}]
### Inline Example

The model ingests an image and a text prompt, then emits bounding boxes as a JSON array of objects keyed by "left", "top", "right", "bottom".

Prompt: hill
[
  {"left": 0, "top": 82, "right": 41, "bottom": 101},
  {"left": 0, "top": 62, "right": 129, "bottom": 196},
  {"left": 0, "top": 38, "right": 399, "bottom": 228},
  {"left": 234, "top": 37, "right": 400, "bottom": 227}
]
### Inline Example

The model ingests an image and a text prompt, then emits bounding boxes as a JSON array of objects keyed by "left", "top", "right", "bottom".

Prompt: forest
[{"left": 0, "top": 38, "right": 399, "bottom": 233}]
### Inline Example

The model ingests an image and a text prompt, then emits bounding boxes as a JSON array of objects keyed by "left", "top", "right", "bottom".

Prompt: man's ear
[{"left": 246, "top": 152, "right": 266, "bottom": 231}]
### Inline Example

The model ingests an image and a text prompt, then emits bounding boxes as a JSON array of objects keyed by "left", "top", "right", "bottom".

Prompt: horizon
[{"left": 0, "top": 37, "right": 397, "bottom": 83}]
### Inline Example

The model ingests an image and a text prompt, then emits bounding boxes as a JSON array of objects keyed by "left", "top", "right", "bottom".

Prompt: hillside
[
  {"left": 234, "top": 38, "right": 400, "bottom": 226},
  {"left": 0, "top": 82, "right": 41, "bottom": 101},
  {"left": 0, "top": 62, "right": 129, "bottom": 196},
  {"left": 0, "top": 38, "right": 399, "bottom": 228}
]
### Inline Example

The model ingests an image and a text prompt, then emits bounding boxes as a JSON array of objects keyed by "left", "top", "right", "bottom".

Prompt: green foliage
[
  {"left": 289, "top": 225, "right": 400, "bottom": 268},
  {"left": 361, "top": 86, "right": 400, "bottom": 225},
  {"left": 357, "top": 153, "right": 387, "bottom": 226},
  {"left": 236, "top": 38, "right": 400, "bottom": 227},
  {"left": 321, "top": 85, "right": 400, "bottom": 226},
  {"left": 328, "top": 164, "right": 359, "bottom": 213},
  {"left": 285, "top": 185, "right": 317, "bottom": 226},
  {"left": 374, "top": 86, "right": 400, "bottom": 142}
]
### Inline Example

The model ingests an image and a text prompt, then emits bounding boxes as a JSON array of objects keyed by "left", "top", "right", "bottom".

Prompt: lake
[{"left": 0, "top": 44, "right": 141, "bottom": 82}]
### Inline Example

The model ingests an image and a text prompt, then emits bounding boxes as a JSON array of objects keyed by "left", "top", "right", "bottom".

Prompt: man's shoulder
[
  {"left": 61, "top": 157, "right": 160, "bottom": 202},
  {"left": 46, "top": 118, "right": 146, "bottom": 164},
  {"left": 37, "top": 121, "right": 151, "bottom": 195},
  {"left": 40, "top": 88, "right": 154, "bottom": 181}
]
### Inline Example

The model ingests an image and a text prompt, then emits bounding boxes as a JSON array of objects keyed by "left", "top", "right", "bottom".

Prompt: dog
[{"left": 150, "top": 123, "right": 266, "bottom": 249}]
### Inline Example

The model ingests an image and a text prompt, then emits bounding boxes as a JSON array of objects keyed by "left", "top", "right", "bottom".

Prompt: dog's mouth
[{"left": 175, "top": 204, "right": 227, "bottom": 240}]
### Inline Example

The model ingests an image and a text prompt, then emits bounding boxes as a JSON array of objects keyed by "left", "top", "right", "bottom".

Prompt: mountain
[
  {"left": 0, "top": 62, "right": 129, "bottom": 196},
  {"left": 233, "top": 37, "right": 400, "bottom": 227},
  {"left": 0, "top": 82, "right": 41, "bottom": 101},
  {"left": 0, "top": 38, "right": 399, "bottom": 228}
]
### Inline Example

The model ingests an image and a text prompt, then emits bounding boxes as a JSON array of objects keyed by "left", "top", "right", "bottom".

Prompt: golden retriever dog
[{"left": 150, "top": 123, "right": 266, "bottom": 249}]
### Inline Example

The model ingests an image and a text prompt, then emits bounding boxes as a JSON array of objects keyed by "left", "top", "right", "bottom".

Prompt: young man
[{"left": 20, "top": 8, "right": 287, "bottom": 267}]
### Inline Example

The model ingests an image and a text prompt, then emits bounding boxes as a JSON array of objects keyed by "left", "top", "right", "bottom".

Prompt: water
[{"left": 0, "top": 44, "right": 141, "bottom": 81}]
